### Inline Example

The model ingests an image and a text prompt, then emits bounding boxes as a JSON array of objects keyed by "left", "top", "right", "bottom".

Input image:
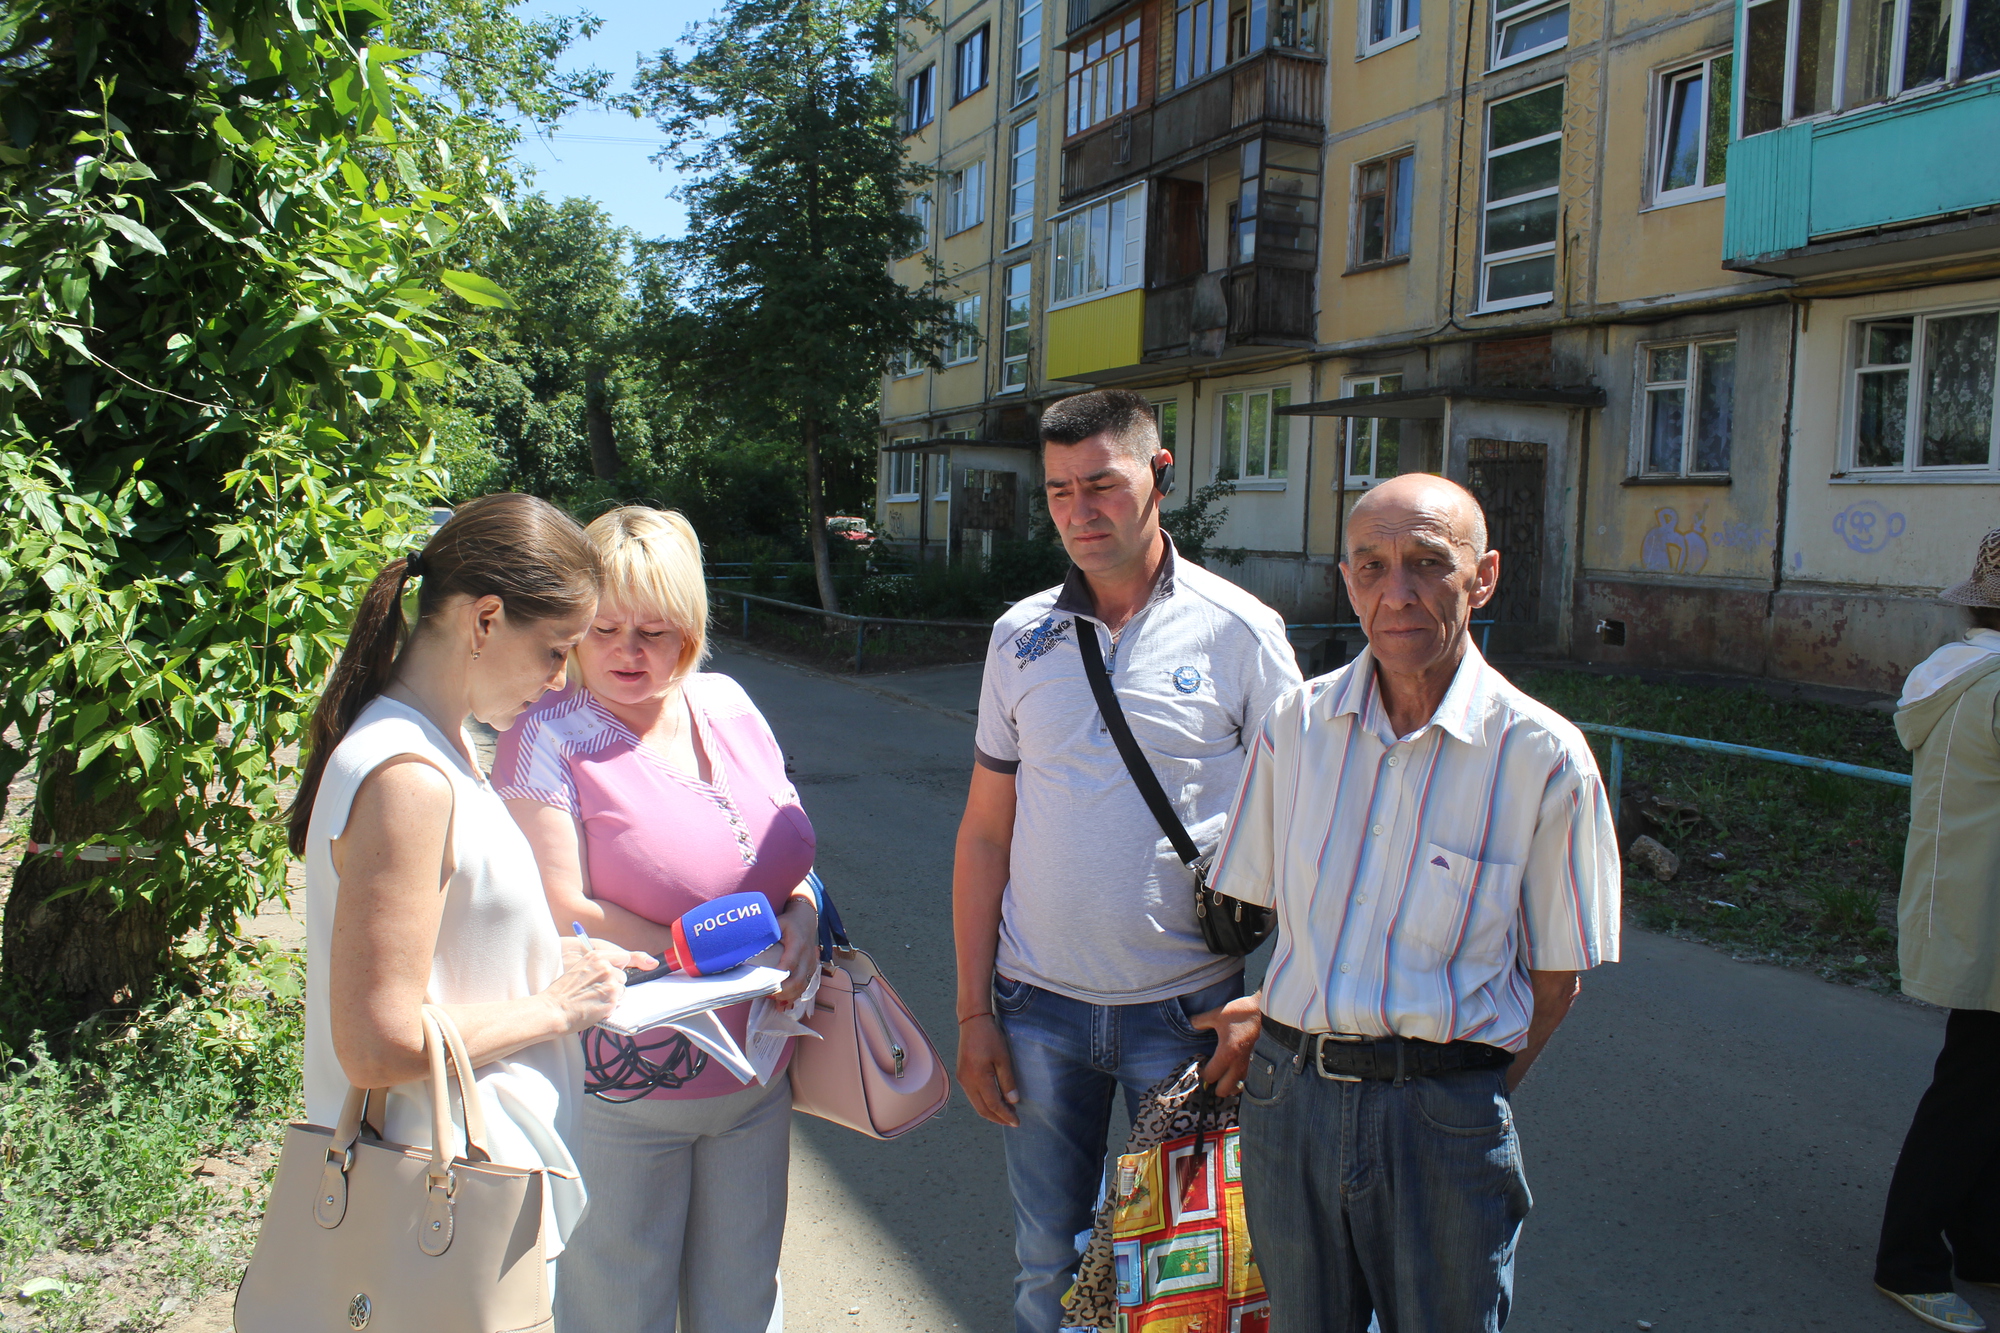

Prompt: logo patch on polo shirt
[
  {"left": 1013, "top": 615, "right": 1073, "bottom": 667},
  {"left": 1171, "top": 666, "right": 1203, "bottom": 694},
  {"left": 1431, "top": 855, "right": 1451, "bottom": 869}
]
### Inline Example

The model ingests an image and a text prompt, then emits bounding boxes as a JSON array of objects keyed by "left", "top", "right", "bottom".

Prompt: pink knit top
[{"left": 492, "top": 673, "right": 816, "bottom": 1099}]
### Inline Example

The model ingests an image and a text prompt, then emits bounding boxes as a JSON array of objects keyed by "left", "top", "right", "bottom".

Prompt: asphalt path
[{"left": 729, "top": 643, "right": 1967, "bottom": 1333}]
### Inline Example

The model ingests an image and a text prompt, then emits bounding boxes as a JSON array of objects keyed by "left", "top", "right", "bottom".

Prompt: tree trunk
[
  {"left": 2, "top": 746, "right": 177, "bottom": 1014},
  {"left": 585, "top": 365, "right": 618, "bottom": 482},
  {"left": 802, "top": 416, "right": 840, "bottom": 614}
]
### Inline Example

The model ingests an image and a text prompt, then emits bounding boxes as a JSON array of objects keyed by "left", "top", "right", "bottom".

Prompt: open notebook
[{"left": 599, "top": 964, "right": 789, "bottom": 1084}]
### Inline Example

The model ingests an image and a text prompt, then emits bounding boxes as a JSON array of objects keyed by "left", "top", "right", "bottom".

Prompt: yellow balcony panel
[{"left": 1045, "top": 290, "right": 1145, "bottom": 381}]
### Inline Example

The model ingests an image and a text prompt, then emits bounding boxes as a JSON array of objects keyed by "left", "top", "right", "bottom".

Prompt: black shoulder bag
[{"left": 1074, "top": 618, "right": 1273, "bottom": 956}]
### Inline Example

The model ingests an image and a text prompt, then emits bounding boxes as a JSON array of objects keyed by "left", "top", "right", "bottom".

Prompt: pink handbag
[{"left": 789, "top": 888, "right": 950, "bottom": 1139}]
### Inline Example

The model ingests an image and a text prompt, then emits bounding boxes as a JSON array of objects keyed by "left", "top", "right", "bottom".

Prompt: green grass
[
  {"left": 1512, "top": 669, "right": 1912, "bottom": 989},
  {"left": 0, "top": 946, "right": 303, "bottom": 1329}
]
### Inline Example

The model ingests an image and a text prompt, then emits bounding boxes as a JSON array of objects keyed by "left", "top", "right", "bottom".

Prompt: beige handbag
[
  {"left": 235, "top": 1005, "right": 567, "bottom": 1332},
  {"left": 789, "top": 890, "right": 950, "bottom": 1140}
]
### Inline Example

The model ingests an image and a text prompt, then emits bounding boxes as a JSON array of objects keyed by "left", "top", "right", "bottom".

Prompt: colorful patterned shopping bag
[{"left": 1063, "top": 1062, "right": 1268, "bottom": 1333}]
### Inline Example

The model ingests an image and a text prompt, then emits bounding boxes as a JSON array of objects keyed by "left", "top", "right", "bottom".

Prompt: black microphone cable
[{"left": 581, "top": 1026, "right": 709, "bottom": 1102}]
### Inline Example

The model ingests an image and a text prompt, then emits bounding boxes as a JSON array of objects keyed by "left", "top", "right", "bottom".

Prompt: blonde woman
[{"left": 493, "top": 506, "right": 819, "bottom": 1333}]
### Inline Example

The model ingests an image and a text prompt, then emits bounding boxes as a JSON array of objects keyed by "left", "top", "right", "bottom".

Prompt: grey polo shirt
[{"left": 975, "top": 538, "right": 1302, "bottom": 1004}]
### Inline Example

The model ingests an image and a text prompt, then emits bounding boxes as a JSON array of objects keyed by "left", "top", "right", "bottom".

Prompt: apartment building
[{"left": 881, "top": 0, "right": 2000, "bottom": 692}]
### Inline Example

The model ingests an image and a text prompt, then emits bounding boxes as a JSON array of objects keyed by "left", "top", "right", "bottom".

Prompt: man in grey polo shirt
[{"left": 952, "top": 389, "right": 1301, "bottom": 1333}]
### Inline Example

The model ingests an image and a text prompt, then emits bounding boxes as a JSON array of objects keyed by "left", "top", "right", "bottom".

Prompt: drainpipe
[{"left": 1765, "top": 301, "right": 1801, "bottom": 678}]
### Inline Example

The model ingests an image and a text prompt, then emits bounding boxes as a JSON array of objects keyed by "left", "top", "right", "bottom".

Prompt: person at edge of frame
[
  {"left": 951, "top": 389, "right": 1303, "bottom": 1333},
  {"left": 1202, "top": 472, "right": 1623, "bottom": 1332},
  {"left": 1873, "top": 527, "right": 2000, "bottom": 1333}
]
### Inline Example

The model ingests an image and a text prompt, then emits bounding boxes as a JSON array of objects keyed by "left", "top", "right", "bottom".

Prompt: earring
[{"left": 472, "top": 650, "right": 481, "bottom": 660}]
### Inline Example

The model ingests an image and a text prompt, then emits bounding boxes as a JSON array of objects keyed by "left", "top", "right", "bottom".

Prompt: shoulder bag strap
[{"left": 1074, "top": 617, "right": 1204, "bottom": 871}]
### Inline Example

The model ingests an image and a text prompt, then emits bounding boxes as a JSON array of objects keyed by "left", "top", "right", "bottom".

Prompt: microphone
[{"left": 625, "top": 892, "right": 783, "bottom": 983}]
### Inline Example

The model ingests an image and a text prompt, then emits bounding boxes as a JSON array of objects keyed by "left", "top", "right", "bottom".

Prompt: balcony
[
  {"left": 1060, "top": 49, "right": 1326, "bottom": 206},
  {"left": 1143, "top": 263, "right": 1313, "bottom": 359},
  {"left": 1723, "top": 79, "right": 2000, "bottom": 277}
]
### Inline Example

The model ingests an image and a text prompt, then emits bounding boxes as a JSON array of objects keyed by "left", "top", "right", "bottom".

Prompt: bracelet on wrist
[{"left": 958, "top": 1011, "right": 992, "bottom": 1025}]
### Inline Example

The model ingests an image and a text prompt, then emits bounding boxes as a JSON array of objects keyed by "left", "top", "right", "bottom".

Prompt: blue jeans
[
  {"left": 994, "top": 970, "right": 1245, "bottom": 1333},
  {"left": 1238, "top": 1030, "right": 1532, "bottom": 1333}
]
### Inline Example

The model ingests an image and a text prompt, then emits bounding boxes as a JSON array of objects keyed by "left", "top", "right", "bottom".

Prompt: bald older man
[{"left": 1203, "top": 474, "right": 1621, "bottom": 1332}]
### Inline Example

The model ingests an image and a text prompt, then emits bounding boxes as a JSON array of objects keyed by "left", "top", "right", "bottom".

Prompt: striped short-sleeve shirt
[{"left": 1208, "top": 643, "right": 1620, "bottom": 1051}]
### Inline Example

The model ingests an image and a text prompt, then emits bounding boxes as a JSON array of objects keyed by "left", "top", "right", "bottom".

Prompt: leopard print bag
[{"left": 1059, "top": 1060, "right": 1240, "bottom": 1330}]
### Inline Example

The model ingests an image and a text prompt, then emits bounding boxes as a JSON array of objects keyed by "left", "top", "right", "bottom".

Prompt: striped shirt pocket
[{"left": 1403, "top": 842, "right": 1522, "bottom": 971}]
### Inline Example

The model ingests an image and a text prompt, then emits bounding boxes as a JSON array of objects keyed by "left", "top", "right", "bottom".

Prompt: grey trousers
[{"left": 555, "top": 1072, "right": 791, "bottom": 1333}]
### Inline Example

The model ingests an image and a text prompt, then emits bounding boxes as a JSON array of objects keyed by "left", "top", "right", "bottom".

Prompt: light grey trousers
[{"left": 555, "top": 1072, "right": 791, "bottom": 1333}]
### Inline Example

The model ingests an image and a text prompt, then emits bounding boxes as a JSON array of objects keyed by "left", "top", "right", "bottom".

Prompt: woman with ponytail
[{"left": 290, "top": 492, "right": 652, "bottom": 1285}]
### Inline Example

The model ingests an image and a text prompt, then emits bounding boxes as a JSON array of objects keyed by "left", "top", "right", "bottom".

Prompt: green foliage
[
  {"left": 0, "top": 947, "right": 303, "bottom": 1258},
  {"left": 0, "top": 0, "right": 562, "bottom": 971},
  {"left": 1161, "top": 478, "right": 1245, "bottom": 568}
]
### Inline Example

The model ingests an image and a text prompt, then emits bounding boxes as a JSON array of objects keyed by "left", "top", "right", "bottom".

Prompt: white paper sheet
[
  {"left": 745, "top": 966, "right": 822, "bottom": 1085},
  {"left": 599, "top": 964, "right": 788, "bottom": 1037}
]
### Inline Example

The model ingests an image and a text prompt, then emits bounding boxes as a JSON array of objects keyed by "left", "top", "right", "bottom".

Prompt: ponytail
[{"left": 285, "top": 494, "right": 598, "bottom": 856}]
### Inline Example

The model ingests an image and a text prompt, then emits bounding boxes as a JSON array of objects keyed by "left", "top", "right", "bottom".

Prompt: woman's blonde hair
[{"left": 583, "top": 507, "right": 709, "bottom": 683}]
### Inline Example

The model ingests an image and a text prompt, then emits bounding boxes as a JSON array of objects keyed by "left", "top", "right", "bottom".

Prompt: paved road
[{"left": 731, "top": 643, "right": 1971, "bottom": 1333}]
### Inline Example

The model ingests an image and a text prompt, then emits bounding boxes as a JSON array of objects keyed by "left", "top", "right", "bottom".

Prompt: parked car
[{"left": 827, "top": 515, "right": 875, "bottom": 551}]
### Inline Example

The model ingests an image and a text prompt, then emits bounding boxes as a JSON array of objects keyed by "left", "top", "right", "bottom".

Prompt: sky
[{"left": 513, "top": 0, "right": 726, "bottom": 242}]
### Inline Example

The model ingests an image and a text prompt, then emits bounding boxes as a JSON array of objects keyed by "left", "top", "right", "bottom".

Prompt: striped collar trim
[{"left": 1320, "top": 640, "right": 1496, "bottom": 748}]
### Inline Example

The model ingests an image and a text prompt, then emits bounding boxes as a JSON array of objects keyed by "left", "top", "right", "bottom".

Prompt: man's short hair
[{"left": 1039, "top": 390, "right": 1160, "bottom": 464}]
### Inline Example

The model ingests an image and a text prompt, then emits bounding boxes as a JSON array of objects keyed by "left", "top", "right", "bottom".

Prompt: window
[
  {"left": 1742, "top": 0, "right": 2000, "bottom": 134},
  {"left": 906, "top": 191, "right": 932, "bottom": 252},
  {"left": 1639, "top": 339, "right": 1736, "bottom": 475},
  {"left": 890, "top": 347, "right": 922, "bottom": 377},
  {"left": 1235, "top": 138, "right": 1320, "bottom": 265},
  {"left": 945, "top": 160, "right": 987, "bottom": 235},
  {"left": 948, "top": 295, "right": 982, "bottom": 364},
  {"left": 1654, "top": 55, "right": 1731, "bottom": 204},
  {"left": 1217, "top": 386, "right": 1293, "bottom": 482},
  {"left": 1001, "top": 263, "right": 1032, "bottom": 392},
  {"left": 1354, "top": 151, "right": 1414, "bottom": 266},
  {"left": 955, "top": 25, "right": 990, "bottom": 102},
  {"left": 906, "top": 66, "right": 935, "bottom": 133},
  {"left": 1007, "top": 119, "right": 1037, "bottom": 249},
  {"left": 1365, "top": 0, "right": 1418, "bottom": 50},
  {"left": 1065, "top": 17, "right": 1141, "bottom": 137},
  {"left": 1050, "top": 183, "right": 1147, "bottom": 306},
  {"left": 1480, "top": 84, "right": 1562, "bottom": 311},
  {"left": 1344, "top": 375, "right": 1403, "bottom": 482},
  {"left": 1851, "top": 309, "right": 2000, "bottom": 471},
  {"left": 887, "top": 446, "right": 922, "bottom": 498},
  {"left": 1015, "top": 0, "right": 1043, "bottom": 103},
  {"left": 1493, "top": 0, "right": 1568, "bottom": 66},
  {"left": 1175, "top": 0, "right": 1227, "bottom": 83},
  {"left": 934, "top": 436, "right": 968, "bottom": 497},
  {"left": 1151, "top": 399, "right": 1180, "bottom": 453}
]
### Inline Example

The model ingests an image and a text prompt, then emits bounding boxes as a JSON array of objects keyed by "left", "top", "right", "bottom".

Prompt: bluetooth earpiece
[{"left": 1153, "top": 458, "right": 1176, "bottom": 496}]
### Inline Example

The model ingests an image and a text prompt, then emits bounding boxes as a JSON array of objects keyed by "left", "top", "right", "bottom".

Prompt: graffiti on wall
[
  {"left": 1832, "top": 501, "right": 1907, "bottom": 554},
  {"left": 1640, "top": 508, "right": 1710, "bottom": 575}
]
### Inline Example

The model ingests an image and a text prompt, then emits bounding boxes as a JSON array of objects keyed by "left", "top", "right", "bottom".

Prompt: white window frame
[
  {"left": 1150, "top": 398, "right": 1180, "bottom": 454},
  {"left": 1744, "top": 0, "right": 2000, "bottom": 133},
  {"left": 1351, "top": 149, "right": 1415, "bottom": 268},
  {"left": 1342, "top": 374, "right": 1405, "bottom": 484},
  {"left": 906, "top": 191, "right": 933, "bottom": 252},
  {"left": 955, "top": 25, "right": 990, "bottom": 102},
  {"left": 1361, "top": 0, "right": 1419, "bottom": 55},
  {"left": 1651, "top": 53, "right": 1731, "bottom": 207},
  {"left": 1048, "top": 183, "right": 1148, "bottom": 310},
  {"left": 1478, "top": 83, "right": 1562, "bottom": 313},
  {"left": 1634, "top": 336, "right": 1738, "bottom": 477},
  {"left": 934, "top": 434, "right": 970, "bottom": 498},
  {"left": 906, "top": 65, "right": 935, "bottom": 133},
  {"left": 1006, "top": 118, "right": 1038, "bottom": 250},
  {"left": 945, "top": 160, "right": 987, "bottom": 236},
  {"left": 947, "top": 294, "right": 982, "bottom": 365},
  {"left": 1843, "top": 303, "right": 2000, "bottom": 477},
  {"left": 1491, "top": 0, "right": 1569, "bottom": 69},
  {"left": 1015, "top": 0, "right": 1044, "bottom": 105},
  {"left": 886, "top": 444, "right": 922, "bottom": 499},
  {"left": 1001, "top": 262, "right": 1032, "bottom": 393},
  {"left": 1215, "top": 384, "right": 1294, "bottom": 487}
]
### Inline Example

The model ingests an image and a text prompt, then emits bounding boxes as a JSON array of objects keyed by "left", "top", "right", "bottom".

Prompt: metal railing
[
  {"left": 709, "top": 586, "right": 988, "bottom": 674},
  {"left": 1578, "top": 722, "right": 1912, "bottom": 818},
  {"left": 1286, "top": 620, "right": 1496, "bottom": 656}
]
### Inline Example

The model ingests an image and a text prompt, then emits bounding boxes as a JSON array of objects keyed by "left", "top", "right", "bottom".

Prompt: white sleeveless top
[{"left": 303, "top": 695, "right": 586, "bottom": 1255}]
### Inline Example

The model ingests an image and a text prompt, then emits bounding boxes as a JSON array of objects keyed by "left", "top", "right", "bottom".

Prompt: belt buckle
[{"left": 1311, "top": 1033, "right": 1363, "bottom": 1083}]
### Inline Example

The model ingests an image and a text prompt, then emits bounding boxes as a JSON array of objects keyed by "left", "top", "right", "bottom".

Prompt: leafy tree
[
  {"left": 0, "top": 0, "right": 566, "bottom": 1012},
  {"left": 632, "top": 0, "right": 955, "bottom": 613}
]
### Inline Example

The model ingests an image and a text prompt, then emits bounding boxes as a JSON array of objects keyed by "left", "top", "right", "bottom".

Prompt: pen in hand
[{"left": 575, "top": 921, "right": 676, "bottom": 985}]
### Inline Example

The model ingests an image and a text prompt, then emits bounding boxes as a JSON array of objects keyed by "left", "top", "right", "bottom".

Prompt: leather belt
[{"left": 1261, "top": 1017, "right": 1515, "bottom": 1083}]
